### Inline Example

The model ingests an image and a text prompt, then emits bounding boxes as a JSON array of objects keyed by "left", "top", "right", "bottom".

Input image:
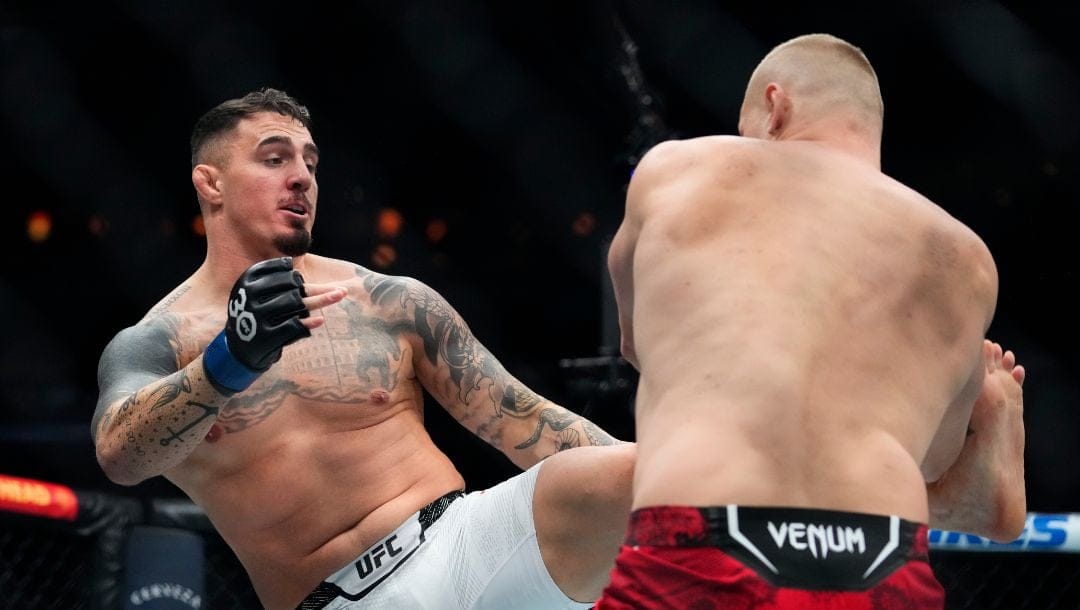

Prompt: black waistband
[
  {"left": 297, "top": 490, "right": 465, "bottom": 610},
  {"left": 419, "top": 489, "right": 464, "bottom": 530},
  {"left": 628, "top": 505, "right": 927, "bottom": 591}
]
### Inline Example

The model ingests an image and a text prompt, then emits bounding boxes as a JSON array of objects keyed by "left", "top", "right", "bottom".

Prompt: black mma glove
[{"left": 202, "top": 257, "right": 310, "bottom": 395}]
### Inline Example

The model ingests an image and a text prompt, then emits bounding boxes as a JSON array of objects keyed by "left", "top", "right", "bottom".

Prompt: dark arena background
[{"left": 1, "top": 2, "right": 1079, "bottom": 608}]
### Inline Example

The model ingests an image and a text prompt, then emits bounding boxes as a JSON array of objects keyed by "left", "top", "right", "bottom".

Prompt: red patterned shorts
[{"left": 595, "top": 505, "right": 944, "bottom": 610}]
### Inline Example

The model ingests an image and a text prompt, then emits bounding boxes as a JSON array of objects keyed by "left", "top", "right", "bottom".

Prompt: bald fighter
[
  {"left": 92, "top": 88, "right": 633, "bottom": 610},
  {"left": 597, "top": 34, "right": 1026, "bottom": 609}
]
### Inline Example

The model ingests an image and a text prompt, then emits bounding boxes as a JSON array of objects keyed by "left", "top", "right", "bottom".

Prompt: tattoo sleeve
[
  {"left": 93, "top": 317, "right": 226, "bottom": 483},
  {"left": 360, "top": 269, "right": 618, "bottom": 466}
]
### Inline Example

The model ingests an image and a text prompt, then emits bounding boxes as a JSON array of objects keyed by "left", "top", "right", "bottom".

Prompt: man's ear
[
  {"left": 192, "top": 164, "right": 223, "bottom": 206},
  {"left": 764, "top": 83, "right": 791, "bottom": 139}
]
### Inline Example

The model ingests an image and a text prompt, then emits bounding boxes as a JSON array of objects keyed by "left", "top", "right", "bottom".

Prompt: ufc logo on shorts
[
  {"left": 323, "top": 519, "right": 423, "bottom": 598},
  {"left": 229, "top": 288, "right": 257, "bottom": 342},
  {"left": 356, "top": 535, "right": 405, "bottom": 579}
]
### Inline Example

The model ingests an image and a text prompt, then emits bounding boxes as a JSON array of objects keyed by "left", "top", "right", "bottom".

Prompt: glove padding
[{"left": 203, "top": 257, "right": 310, "bottom": 394}]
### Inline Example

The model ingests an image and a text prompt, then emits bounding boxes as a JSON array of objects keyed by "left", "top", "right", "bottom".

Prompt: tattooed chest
[
  {"left": 275, "top": 314, "right": 410, "bottom": 400},
  {"left": 177, "top": 307, "right": 411, "bottom": 407}
]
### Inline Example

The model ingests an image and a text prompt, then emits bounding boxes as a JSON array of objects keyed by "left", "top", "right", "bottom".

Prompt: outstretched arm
[
  {"left": 362, "top": 273, "right": 621, "bottom": 470},
  {"left": 926, "top": 340, "right": 1027, "bottom": 541}
]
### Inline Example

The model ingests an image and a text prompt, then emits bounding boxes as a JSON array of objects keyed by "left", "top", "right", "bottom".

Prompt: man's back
[
  {"left": 598, "top": 34, "right": 1022, "bottom": 610},
  {"left": 619, "top": 136, "right": 997, "bottom": 522}
]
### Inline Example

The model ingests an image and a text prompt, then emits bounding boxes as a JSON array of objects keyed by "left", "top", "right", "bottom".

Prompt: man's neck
[
  {"left": 777, "top": 122, "right": 881, "bottom": 170},
  {"left": 199, "top": 240, "right": 309, "bottom": 296}
]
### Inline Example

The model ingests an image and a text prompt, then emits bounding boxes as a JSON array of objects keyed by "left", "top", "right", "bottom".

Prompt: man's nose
[{"left": 289, "top": 164, "right": 313, "bottom": 191}]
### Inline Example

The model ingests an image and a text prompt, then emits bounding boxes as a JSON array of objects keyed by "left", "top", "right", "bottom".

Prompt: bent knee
[
  {"left": 533, "top": 444, "right": 637, "bottom": 603},
  {"left": 536, "top": 443, "right": 636, "bottom": 526},
  {"left": 597, "top": 443, "right": 635, "bottom": 507}
]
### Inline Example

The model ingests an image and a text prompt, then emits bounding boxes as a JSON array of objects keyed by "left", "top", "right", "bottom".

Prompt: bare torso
[
  {"left": 613, "top": 137, "right": 996, "bottom": 522},
  {"left": 152, "top": 256, "right": 465, "bottom": 608}
]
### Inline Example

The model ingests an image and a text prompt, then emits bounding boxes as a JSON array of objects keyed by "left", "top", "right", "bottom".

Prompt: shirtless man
[
  {"left": 597, "top": 34, "right": 1026, "bottom": 609},
  {"left": 92, "top": 88, "right": 633, "bottom": 610}
]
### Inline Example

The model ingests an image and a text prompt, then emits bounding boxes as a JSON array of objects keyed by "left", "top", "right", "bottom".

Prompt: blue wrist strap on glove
[{"left": 202, "top": 331, "right": 261, "bottom": 395}]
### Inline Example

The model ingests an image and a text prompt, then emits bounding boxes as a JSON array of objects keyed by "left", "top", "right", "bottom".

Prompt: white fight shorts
[{"left": 298, "top": 463, "right": 590, "bottom": 610}]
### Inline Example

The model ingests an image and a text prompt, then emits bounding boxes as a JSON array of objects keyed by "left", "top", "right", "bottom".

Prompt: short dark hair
[{"left": 190, "top": 88, "right": 312, "bottom": 167}]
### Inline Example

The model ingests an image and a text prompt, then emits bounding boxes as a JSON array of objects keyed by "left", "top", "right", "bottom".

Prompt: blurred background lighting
[
  {"left": 87, "top": 213, "right": 108, "bottom": 237},
  {"left": 377, "top": 208, "right": 404, "bottom": 239},
  {"left": 371, "top": 243, "right": 397, "bottom": 269},
  {"left": 27, "top": 211, "right": 52, "bottom": 243},
  {"left": 425, "top": 218, "right": 448, "bottom": 244},
  {"left": 571, "top": 211, "right": 596, "bottom": 237}
]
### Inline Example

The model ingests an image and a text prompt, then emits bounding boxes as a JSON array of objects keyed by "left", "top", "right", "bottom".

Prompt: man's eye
[
  {"left": 265, "top": 157, "right": 283, "bottom": 165},
  {"left": 306, "top": 163, "right": 317, "bottom": 174}
]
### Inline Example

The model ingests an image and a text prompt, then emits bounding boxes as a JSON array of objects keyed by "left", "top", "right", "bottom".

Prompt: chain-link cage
[
  {"left": 0, "top": 515, "right": 261, "bottom": 610},
  {"left": 202, "top": 532, "right": 261, "bottom": 609},
  {"left": 0, "top": 519, "right": 93, "bottom": 609},
  {"left": 4, "top": 485, "right": 1080, "bottom": 610},
  {"left": 933, "top": 552, "right": 1080, "bottom": 610}
]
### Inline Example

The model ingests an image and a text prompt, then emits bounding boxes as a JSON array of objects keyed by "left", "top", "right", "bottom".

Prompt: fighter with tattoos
[{"left": 93, "top": 89, "right": 633, "bottom": 610}]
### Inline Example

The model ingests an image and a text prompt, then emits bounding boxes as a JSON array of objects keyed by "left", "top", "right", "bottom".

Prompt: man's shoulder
[
  {"left": 308, "top": 255, "right": 415, "bottom": 289},
  {"left": 635, "top": 136, "right": 765, "bottom": 187},
  {"left": 307, "top": 253, "right": 363, "bottom": 277},
  {"left": 312, "top": 255, "right": 444, "bottom": 314},
  {"left": 121, "top": 305, "right": 211, "bottom": 352},
  {"left": 127, "top": 278, "right": 219, "bottom": 353},
  {"left": 349, "top": 265, "right": 437, "bottom": 312},
  {"left": 142, "top": 283, "right": 199, "bottom": 321},
  {"left": 878, "top": 173, "right": 982, "bottom": 241},
  {"left": 100, "top": 315, "right": 182, "bottom": 373},
  {"left": 629, "top": 136, "right": 760, "bottom": 208},
  {"left": 639, "top": 135, "right": 750, "bottom": 166},
  {"left": 350, "top": 263, "right": 415, "bottom": 291},
  {"left": 108, "top": 316, "right": 171, "bottom": 346}
]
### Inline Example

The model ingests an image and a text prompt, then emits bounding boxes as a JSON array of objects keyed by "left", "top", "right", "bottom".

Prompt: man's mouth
[{"left": 281, "top": 201, "right": 309, "bottom": 217}]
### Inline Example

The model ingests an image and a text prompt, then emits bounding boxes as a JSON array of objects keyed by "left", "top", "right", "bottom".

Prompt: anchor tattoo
[{"left": 160, "top": 400, "right": 219, "bottom": 446}]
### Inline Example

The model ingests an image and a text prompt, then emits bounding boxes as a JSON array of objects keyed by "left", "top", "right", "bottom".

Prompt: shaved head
[{"left": 740, "top": 34, "right": 883, "bottom": 137}]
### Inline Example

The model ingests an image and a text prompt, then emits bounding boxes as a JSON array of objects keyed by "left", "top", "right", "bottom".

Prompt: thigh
[
  {"left": 532, "top": 443, "right": 635, "bottom": 602},
  {"left": 456, "top": 465, "right": 592, "bottom": 610}
]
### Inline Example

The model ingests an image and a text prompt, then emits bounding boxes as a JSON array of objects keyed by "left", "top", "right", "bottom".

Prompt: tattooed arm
[
  {"left": 92, "top": 316, "right": 227, "bottom": 486},
  {"left": 363, "top": 271, "right": 621, "bottom": 470}
]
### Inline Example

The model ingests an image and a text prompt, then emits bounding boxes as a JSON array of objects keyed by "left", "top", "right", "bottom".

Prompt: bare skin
[
  {"left": 928, "top": 340, "right": 1027, "bottom": 536},
  {"left": 93, "top": 111, "right": 632, "bottom": 609},
  {"left": 609, "top": 132, "right": 1026, "bottom": 540}
]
